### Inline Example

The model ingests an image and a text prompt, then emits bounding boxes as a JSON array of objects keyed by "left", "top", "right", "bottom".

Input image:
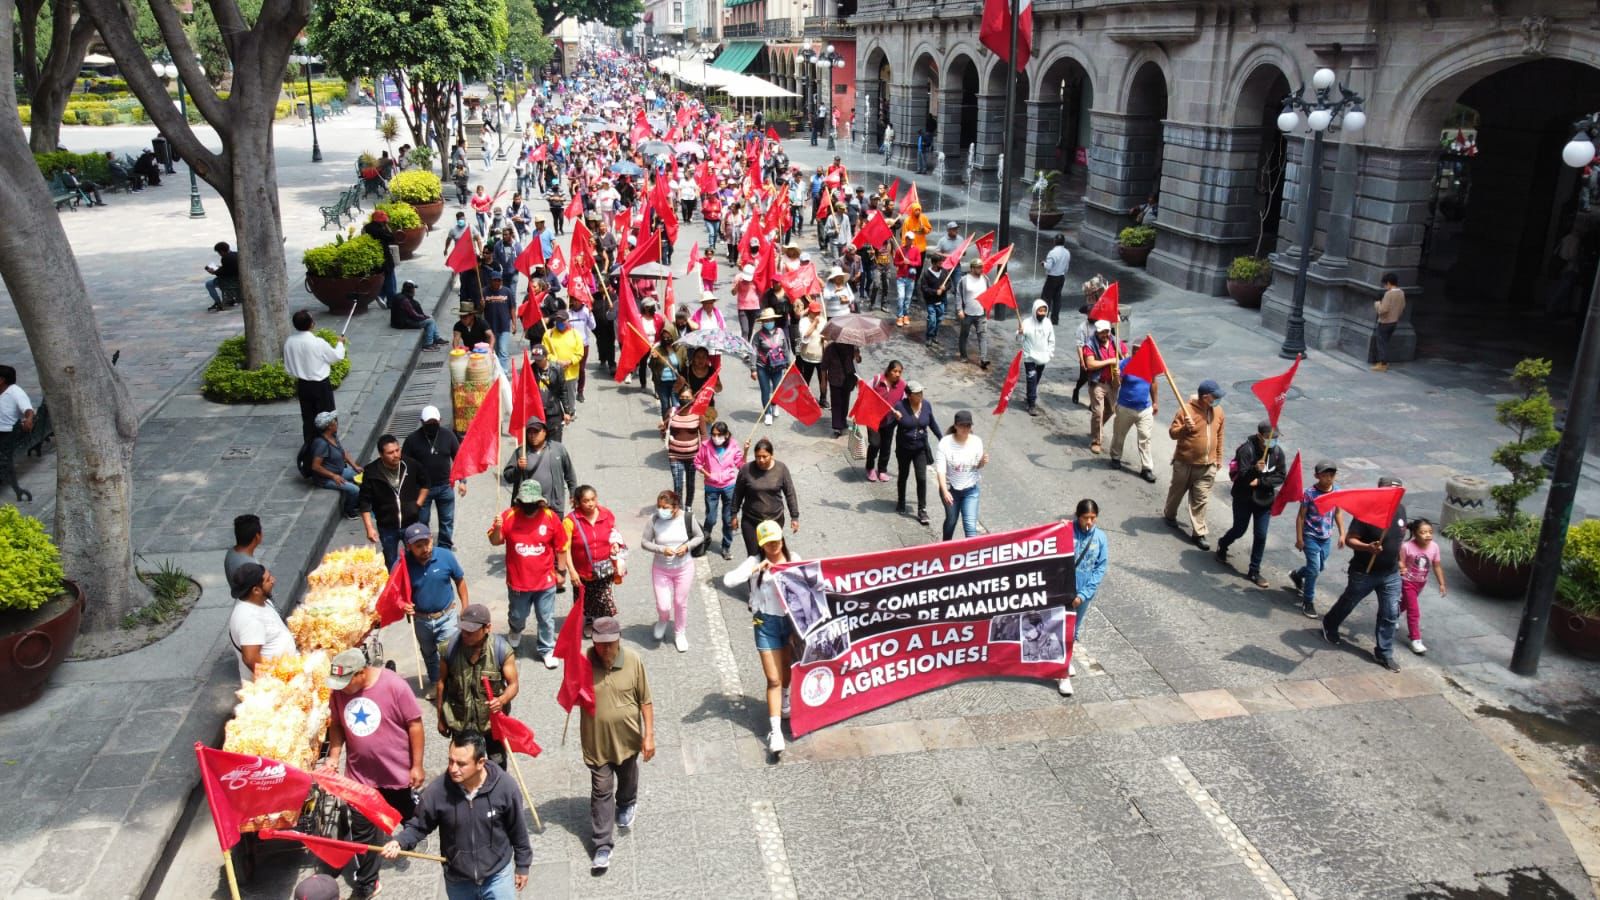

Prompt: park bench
[
  {"left": 47, "top": 174, "right": 82, "bottom": 211},
  {"left": 106, "top": 154, "right": 141, "bottom": 193},
  {"left": 0, "top": 400, "right": 51, "bottom": 503},
  {"left": 330, "top": 97, "right": 346, "bottom": 116},
  {"left": 318, "top": 185, "right": 361, "bottom": 229}
]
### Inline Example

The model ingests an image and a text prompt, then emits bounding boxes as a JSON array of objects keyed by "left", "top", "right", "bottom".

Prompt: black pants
[
  {"left": 897, "top": 447, "right": 930, "bottom": 512},
  {"left": 1042, "top": 274, "right": 1066, "bottom": 324},
  {"left": 740, "top": 511, "right": 785, "bottom": 556},
  {"left": 1371, "top": 322, "right": 1398, "bottom": 364},
  {"left": 594, "top": 318, "right": 617, "bottom": 368},
  {"left": 295, "top": 378, "right": 336, "bottom": 444},
  {"left": 351, "top": 785, "right": 416, "bottom": 890},
  {"left": 865, "top": 425, "right": 892, "bottom": 474},
  {"left": 830, "top": 382, "right": 852, "bottom": 433}
]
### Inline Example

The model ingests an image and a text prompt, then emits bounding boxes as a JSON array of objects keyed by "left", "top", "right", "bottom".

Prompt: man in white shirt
[
  {"left": 1042, "top": 234, "right": 1072, "bottom": 324},
  {"left": 0, "top": 365, "right": 35, "bottom": 434},
  {"left": 226, "top": 563, "right": 295, "bottom": 681},
  {"left": 955, "top": 260, "right": 990, "bottom": 370},
  {"left": 282, "top": 310, "right": 348, "bottom": 444}
]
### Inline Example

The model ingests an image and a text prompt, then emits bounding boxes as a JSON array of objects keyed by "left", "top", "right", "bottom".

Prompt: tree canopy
[
  {"left": 307, "top": 0, "right": 507, "bottom": 83},
  {"left": 505, "top": 0, "right": 554, "bottom": 71},
  {"left": 534, "top": 0, "right": 640, "bottom": 33}
]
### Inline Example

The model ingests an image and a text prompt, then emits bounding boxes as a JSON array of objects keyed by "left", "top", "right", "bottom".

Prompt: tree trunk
[
  {"left": 345, "top": 77, "right": 361, "bottom": 103},
  {"left": 226, "top": 70, "right": 290, "bottom": 368},
  {"left": 26, "top": 79, "right": 67, "bottom": 153}
]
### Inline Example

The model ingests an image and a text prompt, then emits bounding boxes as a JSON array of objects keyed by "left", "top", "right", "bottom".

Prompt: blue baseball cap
[{"left": 1198, "top": 379, "right": 1226, "bottom": 399}]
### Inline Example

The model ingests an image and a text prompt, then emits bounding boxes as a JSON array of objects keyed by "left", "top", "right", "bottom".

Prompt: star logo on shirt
[{"left": 344, "top": 697, "right": 382, "bottom": 738}]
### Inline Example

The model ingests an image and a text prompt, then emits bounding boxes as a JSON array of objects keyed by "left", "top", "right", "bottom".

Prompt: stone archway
[
  {"left": 1083, "top": 59, "right": 1167, "bottom": 257},
  {"left": 897, "top": 52, "right": 940, "bottom": 172},
  {"left": 1229, "top": 63, "right": 1291, "bottom": 260},
  {"left": 939, "top": 53, "right": 981, "bottom": 183},
  {"left": 1028, "top": 55, "right": 1094, "bottom": 221},
  {"left": 856, "top": 47, "right": 891, "bottom": 155}
]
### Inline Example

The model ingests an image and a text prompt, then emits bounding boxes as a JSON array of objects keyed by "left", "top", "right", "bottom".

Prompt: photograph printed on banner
[
  {"left": 989, "top": 612, "right": 1023, "bottom": 643},
  {"left": 1019, "top": 608, "right": 1067, "bottom": 663},
  {"left": 800, "top": 616, "right": 852, "bottom": 664},
  {"left": 778, "top": 562, "right": 832, "bottom": 637}
]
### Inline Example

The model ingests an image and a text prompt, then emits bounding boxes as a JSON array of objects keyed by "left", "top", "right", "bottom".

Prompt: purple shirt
[{"left": 331, "top": 669, "right": 422, "bottom": 789}]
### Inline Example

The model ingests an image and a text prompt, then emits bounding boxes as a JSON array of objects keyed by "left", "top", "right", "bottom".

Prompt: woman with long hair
[
  {"left": 564, "top": 485, "right": 624, "bottom": 634},
  {"left": 641, "top": 489, "right": 703, "bottom": 651},
  {"left": 722, "top": 520, "right": 801, "bottom": 755},
  {"left": 1061, "top": 498, "right": 1107, "bottom": 697}
]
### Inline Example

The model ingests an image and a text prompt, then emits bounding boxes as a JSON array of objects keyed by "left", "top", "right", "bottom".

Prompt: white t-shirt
[
  {"left": 228, "top": 600, "right": 295, "bottom": 681},
  {"left": 0, "top": 383, "right": 34, "bottom": 431},
  {"left": 936, "top": 434, "right": 985, "bottom": 491}
]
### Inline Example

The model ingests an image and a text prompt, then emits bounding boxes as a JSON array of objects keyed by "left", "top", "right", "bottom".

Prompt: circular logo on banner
[
  {"left": 344, "top": 697, "right": 382, "bottom": 738},
  {"left": 800, "top": 668, "right": 834, "bottom": 707}
]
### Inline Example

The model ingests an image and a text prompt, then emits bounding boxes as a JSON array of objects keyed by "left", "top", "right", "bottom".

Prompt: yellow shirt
[
  {"left": 904, "top": 212, "right": 932, "bottom": 251},
  {"left": 542, "top": 327, "right": 585, "bottom": 381}
]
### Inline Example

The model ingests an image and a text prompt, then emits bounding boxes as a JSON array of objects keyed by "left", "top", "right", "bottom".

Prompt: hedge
[
  {"left": 34, "top": 150, "right": 110, "bottom": 182},
  {"left": 0, "top": 506, "right": 66, "bottom": 613},
  {"left": 202, "top": 328, "right": 351, "bottom": 403}
]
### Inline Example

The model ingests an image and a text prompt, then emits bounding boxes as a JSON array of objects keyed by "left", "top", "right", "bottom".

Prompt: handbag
[
  {"left": 573, "top": 516, "right": 617, "bottom": 582},
  {"left": 846, "top": 421, "right": 868, "bottom": 460}
]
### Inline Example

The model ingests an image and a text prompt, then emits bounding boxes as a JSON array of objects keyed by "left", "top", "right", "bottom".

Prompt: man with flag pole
[
  {"left": 435, "top": 603, "right": 520, "bottom": 768},
  {"left": 1318, "top": 477, "right": 1409, "bottom": 672}
]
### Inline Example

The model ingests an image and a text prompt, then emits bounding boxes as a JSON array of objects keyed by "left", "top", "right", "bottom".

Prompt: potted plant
[
  {"left": 1117, "top": 225, "right": 1156, "bottom": 267},
  {"left": 388, "top": 170, "right": 445, "bottom": 229},
  {"left": 1027, "top": 170, "right": 1063, "bottom": 230},
  {"left": 1226, "top": 256, "right": 1272, "bottom": 308},
  {"left": 1441, "top": 358, "right": 1559, "bottom": 597},
  {"left": 0, "top": 506, "right": 82, "bottom": 711},
  {"left": 303, "top": 232, "right": 386, "bottom": 313},
  {"left": 375, "top": 200, "right": 425, "bottom": 259},
  {"left": 1555, "top": 518, "right": 1600, "bottom": 658}
]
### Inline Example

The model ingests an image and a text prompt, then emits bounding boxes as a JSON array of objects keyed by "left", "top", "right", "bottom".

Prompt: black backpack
[{"left": 296, "top": 439, "right": 316, "bottom": 480}]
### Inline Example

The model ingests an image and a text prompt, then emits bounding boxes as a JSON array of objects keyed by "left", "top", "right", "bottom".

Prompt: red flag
[
  {"left": 771, "top": 365, "right": 823, "bottom": 425},
  {"left": 1271, "top": 452, "right": 1304, "bottom": 518},
  {"left": 976, "top": 274, "right": 1018, "bottom": 312},
  {"left": 695, "top": 161, "right": 716, "bottom": 194},
  {"left": 765, "top": 192, "right": 790, "bottom": 234},
  {"left": 307, "top": 769, "right": 403, "bottom": 833},
  {"left": 1312, "top": 487, "right": 1405, "bottom": 530},
  {"left": 448, "top": 378, "right": 502, "bottom": 483},
  {"left": 994, "top": 351, "right": 1024, "bottom": 415},
  {"left": 1088, "top": 281, "right": 1119, "bottom": 323},
  {"left": 569, "top": 272, "right": 593, "bottom": 306},
  {"left": 816, "top": 190, "right": 831, "bottom": 221},
  {"left": 980, "top": 244, "right": 1013, "bottom": 275},
  {"left": 738, "top": 215, "right": 761, "bottom": 267},
  {"left": 374, "top": 554, "right": 411, "bottom": 627},
  {"left": 563, "top": 192, "right": 582, "bottom": 221},
  {"left": 555, "top": 594, "right": 595, "bottom": 714},
  {"left": 1121, "top": 335, "right": 1167, "bottom": 383},
  {"left": 1251, "top": 356, "right": 1301, "bottom": 429},
  {"left": 777, "top": 261, "right": 823, "bottom": 300},
  {"left": 569, "top": 220, "right": 595, "bottom": 274},
  {"left": 622, "top": 228, "right": 662, "bottom": 271},
  {"left": 849, "top": 376, "right": 895, "bottom": 430},
  {"left": 527, "top": 143, "right": 547, "bottom": 162},
  {"left": 508, "top": 350, "right": 546, "bottom": 436},
  {"left": 614, "top": 277, "right": 651, "bottom": 383},
  {"left": 194, "top": 745, "right": 314, "bottom": 850},
  {"left": 514, "top": 236, "right": 545, "bottom": 277},
  {"left": 685, "top": 242, "right": 701, "bottom": 276},
  {"left": 548, "top": 244, "right": 567, "bottom": 277},
  {"left": 259, "top": 829, "right": 368, "bottom": 870},
  {"left": 974, "top": 231, "right": 996, "bottom": 258},
  {"left": 765, "top": 126, "right": 780, "bottom": 142},
  {"left": 444, "top": 230, "right": 479, "bottom": 274},
  {"left": 887, "top": 179, "right": 900, "bottom": 201},
  {"left": 752, "top": 232, "right": 778, "bottom": 294},
  {"left": 979, "top": 0, "right": 1035, "bottom": 69},
  {"left": 650, "top": 177, "right": 679, "bottom": 243},
  {"left": 614, "top": 207, "right": 632, "bottom": 239},
  {"left": 898, "top": 183, "right": 920, "bottom": 216},
  {"left": 851, "top": 211, "right": 893, "bottom": 250},
  {"left": 629, "top": 110, "right": 651, "bottom": 144},
  {"left": 686, "top": 371, "right": 718, "bottom": 417},
  {"left": 940, "top": 235, "right": 973, "bottom": 269},
  {"left": 483, "top": 676, "right": 542, "bottom": 757}
]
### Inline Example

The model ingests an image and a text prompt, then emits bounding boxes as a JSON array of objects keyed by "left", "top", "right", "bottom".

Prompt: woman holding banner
[
  {"left": 721, "top": 520, "right": 802, "bottom": 756},
  {"left": 1062, "top": 498, "right": 1109, "bottom": 697}
]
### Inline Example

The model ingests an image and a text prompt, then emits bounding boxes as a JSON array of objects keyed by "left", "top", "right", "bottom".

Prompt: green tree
[
  {"left": 127, "top": 0, "right": 263, "bottom": 88},
  {"left": 535, "top": 0, "right": 640, "bottom": 32},
  {"left": 505, "top": 0, "right": 553, "bottom": 71},
  {"left": 13, "top": 0, "right": 94, "bottom": 153}
]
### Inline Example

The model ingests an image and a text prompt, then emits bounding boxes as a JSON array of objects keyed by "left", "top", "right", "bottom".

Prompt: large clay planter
[
  {"left": 1118, "top": 243, "right": 1153, "bottom": 267},
  {"left": 1227, "top": 279, "right": 1269, "bottom": 309},
  {"left": 1551, "top": 601, "right": 1600, "bottom": 659},
  {"left": 1451, "top": 539, "right": 1532, "bottom": 599},
  {"left": 0, "top": 581, "right": 84, "bottom": 712},
  {"left": 1028, "top": 207, "right": 1063, "bottom": 230},
  {"left": 396, "top": 225, "right": 425, "bottom": 260},
  {"left": 412, "top": 199, "right": 445, "bottom": 230},
  {"left": 305, "top": 273, "right": 382, "bottom": 314}
]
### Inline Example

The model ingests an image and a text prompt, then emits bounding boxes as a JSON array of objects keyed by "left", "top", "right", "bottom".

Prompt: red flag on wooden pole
[
  {"left": 1121, "top": 335, "right": 1168, "bottom": 383},
  {"left": 259, "top": 830, "right": 367, "bottom": 870},
  {"left": 307, "top": 769, "right": 404, "bottom": 832},
  {"left": 508, "top": 350, "right": 545, "bottom": 436},
  {"left": 1312, "top": 486, "right": 1405, "bottom": 530},
  {"left": 979, "top": 244, "right": 1013, "bottom": 275},
  {"left": 1251, "top": 355, "right": 1301, "bottom": 429},
  {"left": 848, "top": 376, "right": 895, "bottom": 429},
  {"left": 194, "top": 745, "right": 314, "bottom": 851},
  {"left": 686, "top": 371, "right": 719, "bottom": 417},
  {"left": 514, "top": 237, "right": 545, "bottom": 277},
  {"left": 1271, "top": 452, "right": 1304, "bottom": 518},
  {"left": 374, "top": 554, "right": 411, "bottom": 627},
  {"left": 771, "top": 365, "right": 823, "bottom": 425},
  {"left": 976, "top": 274, "right": 1018, "bottom": 312},
  {"left": 444, "top": 230, "right": 479, "bottom": 274},
  {"left": 994, "top": 351, "right": 1024, "bottom": 415},
  {"left": 554, "top": 593, "right": 595, "bottom": 714},
  {"left": 1087, "top": 281, "right": 1119, "bottom": 323}
]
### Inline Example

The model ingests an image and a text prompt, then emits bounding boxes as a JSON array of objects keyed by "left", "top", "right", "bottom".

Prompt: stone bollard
[{"left": 1442, "top": 475, "right": 1492, "bottom": 528}]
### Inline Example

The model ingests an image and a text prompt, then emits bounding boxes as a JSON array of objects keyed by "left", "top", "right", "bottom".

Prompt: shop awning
[{"left": 711, "top": 42, "right": 763, "bottom": 73}]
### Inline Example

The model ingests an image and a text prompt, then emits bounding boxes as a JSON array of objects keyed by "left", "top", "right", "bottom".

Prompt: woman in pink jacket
[{"left": 694, "top": 420, "right": 745, "bottom": 560}]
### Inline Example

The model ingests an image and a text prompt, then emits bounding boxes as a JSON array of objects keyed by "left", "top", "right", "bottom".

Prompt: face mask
[
  {"left": 713, "top": 437, "right": 728, "bottom": 447},
  {"left": 762, "top": 322, "right": 775, "bottom": 332},
  {"left": 421, "top": 422, "right": 441, "bottom": 439},
  {"left": 1268, "top": 438, "right": 1278, "bottom": 449},
  {"left": 556, "top": 322, "right": 568, "bottom": 331},
  {"left": 516, "top": 502, "right": 538, "bottom": 515},
  {"left": 657, "top": 507, "right": 674, "bottom": 519}
]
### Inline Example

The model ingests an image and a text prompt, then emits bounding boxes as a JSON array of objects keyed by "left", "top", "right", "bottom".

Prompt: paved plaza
[{"left": 2, "top": 112, "right": 1599, "bottom": 899}]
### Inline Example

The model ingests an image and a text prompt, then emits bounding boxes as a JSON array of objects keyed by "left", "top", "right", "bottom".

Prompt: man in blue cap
[{"left": 1163, "top": 378, "right": 1227, "bottom": 550}]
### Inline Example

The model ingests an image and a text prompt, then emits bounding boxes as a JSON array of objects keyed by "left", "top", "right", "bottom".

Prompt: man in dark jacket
[
  {"left": 390, "top": 280, "right": 446, "bottom": 350},
  {"left": 359, "top": 434, "right": 430, "bottom": 569},
  {"left": 918, "top": 251, "right": 950, "bottom": 350},
  {"left": 1215, "top": 420, "right": 1287, "bottom": 588},
  {"left": 502, "top": 419, "right": 578, "bottom": 514},
  {"left": 528, "top": 347, "right": 573, "bottom": 443},
  {"left": 403, "top": 406, "right": 460, "bottom": 548},
  {"left": 1322, "top": 476, "right": 1408, "bottom": 672},
  {"left": 205, "top": 241, "right": 239, "bottom": 311},
  {"left": 382, "top": 731, "right": 532, "bottom": 894}
]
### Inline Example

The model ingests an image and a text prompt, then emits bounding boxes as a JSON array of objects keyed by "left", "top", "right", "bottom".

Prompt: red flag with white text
[
  {"left": 1251, "top": 356, "right": 1301, "bottom": 429},
  {"left": 771, "top": 365, "right": 823, "bottom": 425},
  {"left": 195, "top": 745, "right": 314, "bottom": 850}
]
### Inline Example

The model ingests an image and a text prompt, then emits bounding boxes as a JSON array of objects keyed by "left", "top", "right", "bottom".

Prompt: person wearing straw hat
[
  {"left": 690, "top": 290, "right": 727, "bottom": 332},
  {"left": 822, "top": 266, "right": 854, "bottom": 318}
]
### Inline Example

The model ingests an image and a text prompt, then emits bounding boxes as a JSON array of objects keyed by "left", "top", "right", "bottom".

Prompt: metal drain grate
[{"left": 383, "top": 360, "right": 448, "bottom": 436}]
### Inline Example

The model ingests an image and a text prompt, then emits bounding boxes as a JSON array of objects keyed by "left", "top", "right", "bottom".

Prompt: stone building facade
[{"left": 848, "top": 0, "right": 1600, "bottom": 361}]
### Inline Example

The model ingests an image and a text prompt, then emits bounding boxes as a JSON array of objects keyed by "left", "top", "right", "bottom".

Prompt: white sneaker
[
  {"left": 767, "top": 729, "right": 785, "bottom": 754},
  {"left": 543, "top": 655, "right": 559, "bottom": 670},
  {"left": 764, "top": 413, "right": 774, "bottom": 426},
  {"left": 1058, "top": 677, "right": 1073, "bottom": 696},
  {"left": 1410, "top": 639, "right": 1427, "bottom": 655},
  {"left": 653, "top": 620, "right": 668, "bottom": 641},
  {"left": 507, "top": 629, "right": 522, "bottom": 649},
  {"left": 674, "top": 632, "right": 688, "bottom": 652},
  {"left": 1068, "top": 659, "right": 1077, "bottom": 677},
  {"left": 780, "top": 689, "right": 791, "bottom": 718}
]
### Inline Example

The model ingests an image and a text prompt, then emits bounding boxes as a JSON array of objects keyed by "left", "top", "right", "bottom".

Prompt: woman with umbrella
[
  {"left": 820, "top": 313, "right": 894, "bottom": 435},
  {"left": 751, "top": 309, "right": 791, "bottom": 426}
]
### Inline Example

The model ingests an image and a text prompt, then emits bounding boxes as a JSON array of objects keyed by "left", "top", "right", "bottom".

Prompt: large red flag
[
  {"left": 849, "top": 376, "right": 895, "bottom": 430},
  {"left": 887, "top": 179, "right": 900, "bottom": 201},
  {"left": 448, "top": 379, "right": 502, "bottom": 483},
  {"left": 1088, "top": 281, "right": 1119, "bottom": 323},
  {"left": 1121, "top": 335, "right": 1167, "bottom": 383},
  {"left": 259, "top": 829, "right": 367, "bottom": 870},
  {"left": 974, "top": 231, "right": 996, "bottom": 258},
  {"left": 514, "top": 236, "right": 545, "bottom": 277},
  {"left": 980, "top": 244, "right": 1013, "bottom": 275},
  {"left": 569, "top": 219, "right": 595, "bottom": 268},
  {"left": 444, "top": 230, "right": 479, "bottom": 274},
  {"left": 686, "top": 371, "right": 718, "bottom": 417},
  {"left": 994, "top": 351, "right": 1024, "bottom": 415},
  {"left": 614, "top": 277, "right": 651, "bottom": 383},
  {"left": 563, "top": 192, "right": 582, "bottom": 221},
  {"left": 374, "top": 554, "right": 411, "bottom": 627},
  {"left": 815, "top": 190, "right": 831, "bottom": 222},
  {"left": 1251, "top": 355, "right": 1301, "bottom": 429},
  {"left": 508, "top": 350, "right": 546, "bottom": 436},
  {"left": 483, "top": 676, "right": 542, "bottom": 757},
  {"left": 554, "top": 593, "right": 595, "bottom": 714},
  {"left": 650, "top": 178, "right": 679, "bottom": 243},
  {"left": 685, "top": 242, "right": 701, "bottom": 276},
  {"left": 772, "top": 365, "right": 823, "bottom": 425},
  {"left": 307, "top": 769, "right": 403, "bottom": 833},
  {"left": 976, "top": 274, "right": 1018, "bottom": 312},
  {"left": 898, "top": 183, "right": 920, "bottom": 216},
  {"left": 1312, "top": 487, "right": 1405, "bottom": 530},
  {"left": 979, "top": 0, "right": 1034, "bottom": 69},
  {"left": 1271, "top": 452, "right": 1304, "bottom": 518},
  {"left": 527, "top": 143, "right": 547, "bottom": 163},
  {"left": 569, "top": 272, "right": 593, "bottom": 306},
  {"left": 195, "top": 745, "right": 314, "bottom": 850},
  {"left": 777, "top": 261, "right": 823, "bottom": 300},
  {"left": 851, "top": 211, "right": 893, "bottom": 250},
  {"left": 941, "top": 235, "right": 974, "bottom": 270},
  {"left": 766, "top": 191, "right": 790, "bottom": 234},
  {"left": 752, "top": 233, "right": 778, "bottom": 294},
  {"left": 622, "top": 228, "right": 662, "bottom": 271},
  {"left": 548, "top": 244, "right": 567, "bottom": 278}
]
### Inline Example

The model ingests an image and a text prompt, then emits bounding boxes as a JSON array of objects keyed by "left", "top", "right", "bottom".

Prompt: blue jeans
[
  {"left": 669, "top": 459, "right": 697, "bottom": 511},
  {"left": 1023, "top": 362, "right": 1046, "bottom": 410},
  {"left": 415, "top": 319, "right": 440, "bottom": 347},
  {"left": 317, "top": 465, "right": 360, "bottom": 516},
  {"left": 705, "top": 219, "right": 722, "bottom": 245},
  {"left": 1296, "top": 535, "right": 1332, "bottom": 602},
  {"left": 942, "top": 484, "right": 980, "bottom": 541},
  {"left": 413, "top": 607, "right": 460, "bottom": 683},
  {"left": 897, "top": 277, "right": 915, "bottom": 318},
  {"left": 1324, "top": 569, "right": 1402, "bottom": 660},
  {"left": 205, "top": 277, "right": 223, "bottom": 304},
  {"left": 1073, "top": 596, "right": 1092, "bottom": 641},
  {"left": 702, "top": 484, "right": 735, "bottom": 552},
  {"left": 444, "top": 861, "right": 516, "bottom": 900},
  {"left": 417, "top": 483, "right": 456, "bottom": 547},
  {"left": 382, "top": 267, "right": 399, "bottom": 301},
  {"left": 757, "top": 364, "right": 784, "bottom": 410},
  {"left": 754, "top": 611, "right": 793, "bottom": 650},
  {"left": 1218, "top": 496, "right": 1272, "bottom": 577},
  {"left": 378, "top": 527, "right": 403, "bottom": 570},
  {"left": 494, "top": 330, "right": 511, "bottom": 375},
  {"left": 508, "top": 586, "right": 558, "bottom": 657},
  {"left": 925, "top": 302, "right": 945, "bottom": 342}
]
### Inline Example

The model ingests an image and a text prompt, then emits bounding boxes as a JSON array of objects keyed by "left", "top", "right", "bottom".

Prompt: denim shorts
[{"left": 752, "top": 612, "right": 793, "bottom": 651}]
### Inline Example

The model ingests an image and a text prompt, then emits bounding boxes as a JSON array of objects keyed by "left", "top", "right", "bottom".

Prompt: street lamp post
[
  {"left": 153, "top": 58, "right": 204, "bottom": 218},
  {"left": 492, "top": 74, "right": 507, "bottom": 159},
  {"left": 798, "top": 40, "right": 818, "bottom": 146},
  {"left": 291, "top": 50, "right": 324, "bottom": 163},
  {"left": 814, "top": 44, "right": 845, "bottom": 152},
  {"left": 1510, "top": 115, "right": 1600, "bottom": 676},
  {"left": 1274, "top": 67, "right": 1366, "bottom": 359}
]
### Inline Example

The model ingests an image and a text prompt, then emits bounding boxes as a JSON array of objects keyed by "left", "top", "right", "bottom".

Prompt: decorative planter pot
[
  {"left": 304, "top": 273, "right": 382, "bottom": 314},
  {"left": 1551, "top": 601, "right": 1600, "bottom": 659},
  {"left": 1227, "top": 279, "right": 1269, "bottom": 309},
  {"left": 412, "top": 199, "right": 445, "bottom": 230},
  {"left": 0, "top": 580, "right": 84, "bottom": 712},
  {"left": 1028, "top": 207, "right": 1063, "bottom": 230},
  {"left": 1451, "top": 539, "right": 1532, "bottom": 599},
  {"left": 1118, "top": 244, "right": 1152, "bottom": 267},
  {"left": 396, "top": 226, "right": 425, "bottom": 260}
]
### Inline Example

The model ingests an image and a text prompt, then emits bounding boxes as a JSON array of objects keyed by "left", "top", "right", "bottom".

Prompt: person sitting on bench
[{"left": 205, "top": 242, "right": 240, "bottom": 311}]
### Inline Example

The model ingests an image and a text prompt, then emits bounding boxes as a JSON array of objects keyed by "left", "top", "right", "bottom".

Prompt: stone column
[
  {"left": 1146, "top": 122, "right": 1263, "bottom": 295},
  {"left": 888, "top": 81, "right": 929, "bottom": 171},
  {"left": 971, "top": 91, "right": 1005, "bottom": 201},
  {"left": 935, "top": 88, "right": 965, "bottom": 183},
  {"left": 1080, "top": 109, "right": 1164, "bottom": 258},
  {"left": 1024, "top": 99, "right": 1061, "bottom": 179}
]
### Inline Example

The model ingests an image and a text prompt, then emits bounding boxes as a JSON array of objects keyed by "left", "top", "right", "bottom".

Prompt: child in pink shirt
[{"left": 1399, "top": 518, "right": 1446, "bottom": 655}]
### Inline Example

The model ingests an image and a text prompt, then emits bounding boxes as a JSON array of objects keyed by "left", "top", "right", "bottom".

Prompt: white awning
[{"left": 649, "top": 54, "right": 797, "bottom": 98}]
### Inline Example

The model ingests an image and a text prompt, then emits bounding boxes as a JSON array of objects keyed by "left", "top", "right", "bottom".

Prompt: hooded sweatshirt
[
  {"left": 1018, "top": 300, "right": 1056, "bottom": 364},
  {"left": 394, "top": 761, "right": 532, "bottom": 883}
]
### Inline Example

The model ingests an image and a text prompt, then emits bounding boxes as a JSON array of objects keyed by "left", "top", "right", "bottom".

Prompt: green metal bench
[
  {"left": 47, "top": 174, "right": 81, "bottom": 211},
  {"left": 330, "top": 97, "right": 346, "bottom": 116},
  {"left": 319, "top": 189, "right": 354, "bottom": 229}
]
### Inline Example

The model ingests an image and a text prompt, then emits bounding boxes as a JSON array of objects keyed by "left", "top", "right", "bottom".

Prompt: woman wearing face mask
[
  {"left": 889, "top": 381, "right": 941, "bottom": 526},
  {"left": 863, "top": 360, "right": 907, "bottom": 482},
  {"left": 720, "top": 520, "right": 801, "bottom": 755},
  {"left": 1060, "top": 498, "right": 1107, "bottom": 697},
  {"left": 752, "top": 309, "right": 791, "bottom": 426},
  {"left": 564, "top": 485, "right": 625, "bottom": 634},
  {"left": 662, "top": 385, "right": 705, "bottom": 512},
  {"left": 730, "top": 438, "right": 800, "bottom": 556},
  {"left": 1215, "top": 420, "right": 1287, "bottom": 589},
  {"left": 695, "top": 421, "right": 744, "bottom": 560},
  {"left": 641, "top": 489, "right": 704, "bottom": 652},
  {"left": 683, "top": 347, "right": 722, "bottom": 417}
]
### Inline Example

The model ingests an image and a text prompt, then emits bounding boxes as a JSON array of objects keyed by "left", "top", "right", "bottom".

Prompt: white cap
[
  {"left": 420, "top": 405, "right": 441, "bottom": 423},
  {"left": 1094, "top": 319, "right": 1112, "bottom": 332}
]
